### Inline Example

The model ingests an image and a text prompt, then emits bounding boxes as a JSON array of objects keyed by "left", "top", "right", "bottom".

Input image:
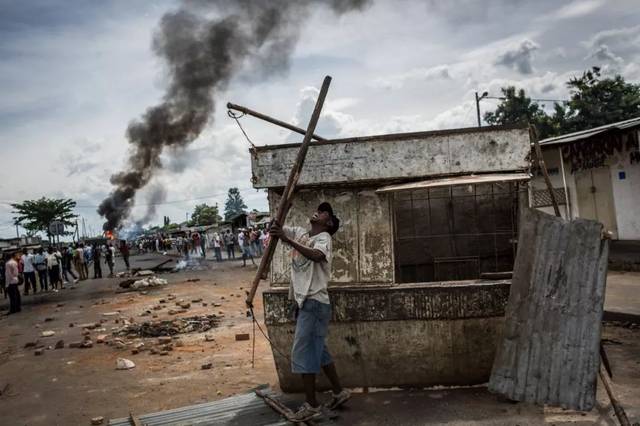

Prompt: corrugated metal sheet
[
  {"left": 108, "top": 391, "right": 291, "bottom": 426},
  {"left": 488, "top": 208, "right": 609, "bottom": 411},
  {"left": 375, "top": 173, "right": 530, "bottom": 193},
  {"left": 539, "top": 116, "right": 640, "bottom": 146}
]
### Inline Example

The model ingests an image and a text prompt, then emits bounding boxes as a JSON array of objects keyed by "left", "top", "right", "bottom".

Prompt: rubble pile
[
  {"left": 131, "top": 277, "right": 168, "bottom": 289},
  {"left": 114, "top": 315, "right": 219, "bottom": 338},
  {"left": 119, "top": 276, "right": 168, "bottom": 290}
]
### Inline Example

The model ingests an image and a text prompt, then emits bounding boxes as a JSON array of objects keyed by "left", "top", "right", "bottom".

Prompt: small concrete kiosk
[{"left": 251, "top": 125, "right": 531, "bottom": 391}]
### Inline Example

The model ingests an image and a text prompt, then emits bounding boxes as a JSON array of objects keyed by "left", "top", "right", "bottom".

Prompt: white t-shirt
[
  {"left": 283, "top": 226, "right": 332, "bottom": 308},
  {"left": 238, "top": 232, "right": 245, "bottom": 248},
  {"left": 47, "top": 252, "right": 60, "bottom": 268},
  {"left": 22, "top": 253, "right": 35, "bottom": 273}
]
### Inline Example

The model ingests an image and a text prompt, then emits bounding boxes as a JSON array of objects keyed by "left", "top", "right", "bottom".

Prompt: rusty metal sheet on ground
[{"left": 488, "top": 208, "right": 609, "bottom": 411}]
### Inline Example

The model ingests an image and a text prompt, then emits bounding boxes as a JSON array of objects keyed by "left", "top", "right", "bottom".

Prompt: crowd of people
[
  {"left": 134, "top": 228, "right": 270, "bottom": 266},
  {"left": 1, "top": 227, "right": 270, "bottom": 315},
  {"left": 1, "top": 241, "right": 127, "bottom": 315}
]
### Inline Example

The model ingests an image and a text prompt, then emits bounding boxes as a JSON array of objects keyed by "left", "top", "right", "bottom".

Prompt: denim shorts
[{"left": 291, "top": 299, "right": 333, "bottom": 374}]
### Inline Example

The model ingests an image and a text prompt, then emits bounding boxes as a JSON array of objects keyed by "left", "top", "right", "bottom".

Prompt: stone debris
[
  {"left": 116, "top": 358, "right": 135, "bottom": 370},
  {"left": 204, "top": 334, "right": 215, "bottom": 342},
  {"left": 201, "top": 363, "right": 212, "bottom": 370},
  {"left": 111, "top": 338, "right": 127, "bottom": 349},
  {"left": 91, "top": 416, "right": 105, "bottom": 425},
  {"left": 178, "top": 302, "right": 191, "bottom": 309},
  {"left": 34, "top": 348, "right": 44, "bottom": 356},
  {"left": 24, "top": 341, "right": 38, "bottom": 348},
  {"left": 78, "top": 323, "right": 99, "bottom": 329},
  {"left": 81, "top": 340, "right": 94, "bottom": 348},
  {"left": 102, "top": 312, "right": 119, "bottom": 317},
  {"left": 187, "top": 278, "right": 201, "bottom": 283},
  {"left": 55, "top": 340, "right": 65, "bottom": 349},
  {"left": 44, "top": 317, "right": 54, "bottom": 322},
  {"left": 157, "top": 336, "right": 172, "bottom": 344},
  {"left": 69, "top": 341, "right": 84, "bottom": 348},
  {"left": 96, "top": 335, "right": 108, "bottom": 344},
  {"left": 41, "top": 330, "right": 56, "bottom": 337},
  {"left": 191, "top": 298, "right": 203, "bottom": 303},
  {"left": 136, "top": 270, "right": 155, "bottom": 277},
  {"left": 235, "top": 333, "right": 250, "bottom": 341},
  {"left": 130, "top": 277, "right": 168, "bottom": 290},
  {"left": 114, "top": 315, "right": 219, "bottom": 338}
]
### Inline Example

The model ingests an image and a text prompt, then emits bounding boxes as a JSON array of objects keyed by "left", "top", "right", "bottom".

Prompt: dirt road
[
  {"left": 0, "top": 254, "right": 277, "bottom": 425},
  {"left": 0, "top": 253, "right": 638, "bottom": 425}
]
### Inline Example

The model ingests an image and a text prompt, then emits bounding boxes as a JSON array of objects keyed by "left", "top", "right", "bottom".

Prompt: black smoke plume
[{"left": 98, "top": 0, "right": 370, "bottom": 231}]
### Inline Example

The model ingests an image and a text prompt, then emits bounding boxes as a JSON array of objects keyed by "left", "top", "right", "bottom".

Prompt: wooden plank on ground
[{"left": 488, "top": 208, "right": 609, "bottom": 411}]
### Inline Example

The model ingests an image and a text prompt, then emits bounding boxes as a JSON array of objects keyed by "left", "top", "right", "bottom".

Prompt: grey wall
[
  {"left": 252, "top": 127, "right": 530, "bottom": 188},
  {"left": 264, "top": 282, "right": 510, "bottom": 391}
]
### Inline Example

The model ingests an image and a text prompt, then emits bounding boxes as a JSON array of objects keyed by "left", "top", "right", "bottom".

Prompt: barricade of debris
[{"left": 113, "top": 315, "right": 219, "bottom": 338}]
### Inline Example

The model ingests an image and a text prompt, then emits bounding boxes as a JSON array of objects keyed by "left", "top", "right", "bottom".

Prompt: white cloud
[
  {"left": 371, "top": 65, "right": 451, "bottom": 90},
  {"left": 494, "top": 39, "right": 540, "bottom": 74},
  {"left": 586, "top": 24, "right": 640, "bottom": 50},
  {"left": 541, "top": 0, "right": 605, "bottom": 21}
]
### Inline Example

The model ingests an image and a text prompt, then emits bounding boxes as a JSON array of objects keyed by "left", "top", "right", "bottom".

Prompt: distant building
[{"left": 533, "top": 117, "right": 640, "bottom": 240}]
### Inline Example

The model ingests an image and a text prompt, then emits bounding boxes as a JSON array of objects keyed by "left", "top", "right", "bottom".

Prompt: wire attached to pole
[{"left": 227, "top": 109, "right": 257, "bottom": 151}]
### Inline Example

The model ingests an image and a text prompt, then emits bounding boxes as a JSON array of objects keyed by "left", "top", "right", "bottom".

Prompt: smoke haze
[{"left": 98, "top": 0, "right": 371, "bottom": 231}]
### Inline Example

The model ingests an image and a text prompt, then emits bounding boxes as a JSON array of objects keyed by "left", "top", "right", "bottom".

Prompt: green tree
[
  {"left": 561, "top": 67, "right": 640, "bottom": 133},
  {"left": 190, "top": 203, "right": 221, "bottom": 226},
  {"left": 224, "top": 187, "right": 247, "bottom": 220},
  {"left": 11, "top": 197, "right": 77, "bottom": 241},
  {"left": 484, "top": 86, "right": 549, "bottom": 128},
  {"left": 484, "top": 68, "right": 640, "bottom": 139}
]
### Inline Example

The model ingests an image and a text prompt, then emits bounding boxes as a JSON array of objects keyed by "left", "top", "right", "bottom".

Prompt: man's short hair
[{"left": 318, "top": 202, "right": 340, "bottom": 235}]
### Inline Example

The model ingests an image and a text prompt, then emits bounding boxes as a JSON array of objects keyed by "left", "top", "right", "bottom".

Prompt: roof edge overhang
[{"left": 376, "top": 172, "right": 531, "bottom": 193}]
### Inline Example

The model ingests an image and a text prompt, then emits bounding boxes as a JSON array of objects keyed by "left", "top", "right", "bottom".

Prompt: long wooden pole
[
  {"left": 227, "top": 102, "right": 327, "bottom": 142},
  {"left": 599, "top": 365, "right": 631, "bottom": 426},
  {"left": 245, "top": 76, "right": 332, "bottom": 307},
  {"left": 530, "top": 125, "right": 561, "bottom": 217}
]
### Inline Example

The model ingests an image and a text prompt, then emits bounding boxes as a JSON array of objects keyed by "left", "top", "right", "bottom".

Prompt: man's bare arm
[{"left": 269, "top": 223, "right": 326, "bottom": 263}]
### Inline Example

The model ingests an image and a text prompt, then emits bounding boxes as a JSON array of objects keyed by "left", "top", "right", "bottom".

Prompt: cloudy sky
[{"left": 1, "top": 0, "right": 639, "bottom": 238}]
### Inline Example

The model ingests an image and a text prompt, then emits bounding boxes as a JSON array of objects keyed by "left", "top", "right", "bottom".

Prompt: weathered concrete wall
[
  {"left": 264, "top": 281, "right": 510, "bottom": 392},
  {"left": 252, "top": 126, "right": 530, "bottom": 188},
  {"left": 269, "top": 187, "right": 393, "bottom": 285}
]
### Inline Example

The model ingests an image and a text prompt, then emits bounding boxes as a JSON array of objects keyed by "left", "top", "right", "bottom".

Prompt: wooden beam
[
  {"left": 599, "top": 364, "right": 631, "bottom": 426},
  {"left": 246, "top": 76, "right": 332, "bottom": 307},
  {"left": 227, "top": 102, "right": 327, "bottom": 142},
  {"left": 530, "top": 125, "right": 561, "bottom": 217}
]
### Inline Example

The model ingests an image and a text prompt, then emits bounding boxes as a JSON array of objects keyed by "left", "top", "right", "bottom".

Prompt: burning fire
[{"left": 105, "top": 230, "right": 115, "bottom": 240}]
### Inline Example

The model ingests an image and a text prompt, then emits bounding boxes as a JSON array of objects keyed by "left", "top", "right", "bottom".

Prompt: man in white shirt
[
  {"left": 5, "top": 250, "right": 22, "bottom": 313},
  {"left": 21, "top": 250, "right": 37, "bottom": 295},
  {"left": 269, "top": 202, "right": 350, "bottom": 421}
]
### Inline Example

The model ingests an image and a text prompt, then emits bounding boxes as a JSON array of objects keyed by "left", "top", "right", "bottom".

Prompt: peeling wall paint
[{"left": 269, "top": 187, "right": 393, "bottom": 286}]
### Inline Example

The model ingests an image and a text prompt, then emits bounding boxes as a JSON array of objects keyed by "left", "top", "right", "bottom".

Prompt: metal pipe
[
  {"left": 245, "top": 76, "right": 332, "bottom": 307},
  {"left": 227, "top": 102, "right": 327, "bottom": 142}
]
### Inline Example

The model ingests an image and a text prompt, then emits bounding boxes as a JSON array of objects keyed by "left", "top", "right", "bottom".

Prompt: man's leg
[
  {"left": 322, "top": 362, "right": 343, "bottom": 394},
  {"left": 8, "top": 285, "right": 17, "bottom": 312},
  {"left": 302, "top": 374, "right": 319, "bottom": 407}
]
